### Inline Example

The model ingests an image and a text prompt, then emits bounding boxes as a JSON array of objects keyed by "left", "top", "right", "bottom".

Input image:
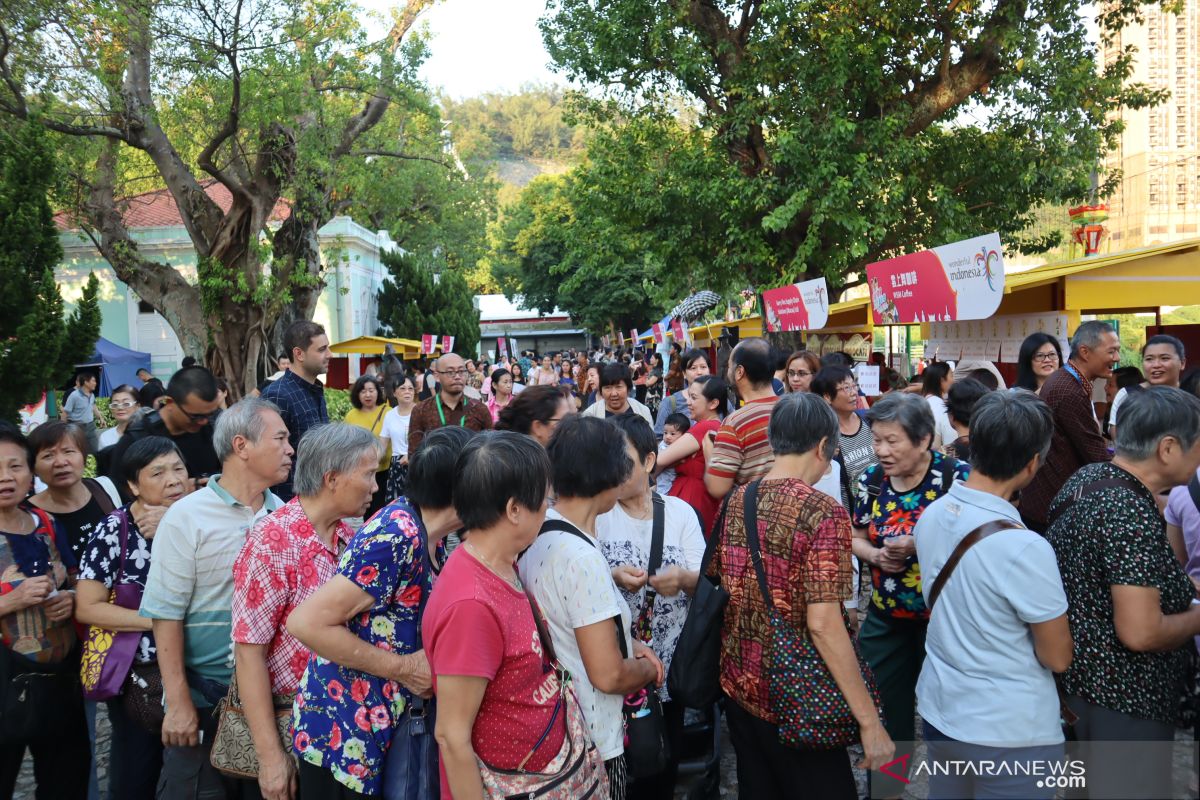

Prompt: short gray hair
[
  {"left": 292, "top": 423, "right": 382, "bottom": 497},
  {"left": 1114, "top": 386, "right": 1200, "bottom": 461},
  {"left": 1069, "top": 320, "right": 1116, "bottom": 359},
  {"left": 866, "top": 392, "right": 935, "bottom": 447},
  {"left": 213, "top": 398, "right": 282, "bottom": 462},
  {"left": 768, "top": 393, "right": 838, "bottom": 460}
]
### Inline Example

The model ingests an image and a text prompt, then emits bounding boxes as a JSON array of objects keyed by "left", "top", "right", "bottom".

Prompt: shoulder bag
[
  {"left": 79, "top": 509, "right": 143, "bottom": 700},
  {"left": 1045, "top": 474, "right": 1143, "bottom": 529},
  {"left": 666, "top": 493, "right": 733, "bottom": 708},
  {"left": 620, "top": 493, "right": 670, "bottom": 780},
  {"left": 743, "top": 481, "right": 883, "bottom": 750},
  {"left": 477, "top": 583, "right": 609, "bottom": 799},
  {"left": 210, "top": 674, "right": 294, "bottom": 779},
  {"left": 925, "top": 516, "right": 1078, "bottom": 727}
]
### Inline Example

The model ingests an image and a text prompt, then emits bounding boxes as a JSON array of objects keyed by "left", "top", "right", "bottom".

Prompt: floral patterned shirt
[
  {"left": 292, "top": 498, "right": 439, "bottom": 796},
  {"left": 78, "top": 506, "right": 155, "bottom": 663},
  {"left": 232, "top": 498, "right": 353, "bottom": 694},
  {"left": 852, "top": 452, "right": 970, "bottom": 620}
]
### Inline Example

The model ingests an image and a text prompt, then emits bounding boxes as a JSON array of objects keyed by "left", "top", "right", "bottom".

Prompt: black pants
[
  {"left": 0, "top": 693, "right": 91, "bottom": 800},
  {"left": 725, "top": 699, "right": 856, "bottom": 800},
  {"left": 107, "top": 696, "right": 163, "bottom": 800},
  {"left": 298, "top": 759, "right": 369, "bottom": 800},
  {"left": 627, "top": 700, "right": 686, "bottom": 800}
]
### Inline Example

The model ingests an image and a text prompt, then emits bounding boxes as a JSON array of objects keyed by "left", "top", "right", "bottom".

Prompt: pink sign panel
[
  {"left": 867, "top": 233, "right": 1005, "bottom": 325},
  {"left": 762, "top": 277, "right": 830, "bottom": 333},
  {"left": 652, "top": 323, "right": 665, "bottom": 344},
  {"left": 441, "top": 335, "right": 455, "bottom": 353},
  {"left": 670, "top": 318, "right": 686, "bottom": 342},
  {"left": 421, "top": 334, "right": 435, "bottom": 355}
]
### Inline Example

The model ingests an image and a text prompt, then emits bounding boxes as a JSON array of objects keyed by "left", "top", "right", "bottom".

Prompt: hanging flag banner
[
  {"left": 652, "top": 323, "right": 666, "bottom": 345},
  {"left": 670, "top": 318, "right": 686, "bottom": 342},
  {"left": 762, "top": 277, "right": 830, "bottom": 333},
  {"left": 421, "top": 334, "right": 435, "bottom": 355},
  {"left": 509, "top": 337, "right": 519, "bottom": 356},
  {"left": 629, "top": 328, "right": 639, "bottom": 345},
  {"left": 441, "top": 335, "right": 455, "bottom": 354},
  {"left": 497, "top": 337, "right": 508, "bottom": 358},
  {"left": 867, "top": 232, "right": 1005, "bottom": 325}
]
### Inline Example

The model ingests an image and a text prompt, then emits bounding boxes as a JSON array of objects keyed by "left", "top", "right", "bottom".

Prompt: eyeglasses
[
  {"left": 177, "top": 406, "right": 213, "bottom": 423},
  {"left": 839, "top": 383, "right": 859, "bottom": 394},
  {"left": 438, "top": 369, "right": 468, "bottom": 377},
  {"left": 787, "top": 370, "right": 812, "bottom": 379},
  {"left": 1032, "top": 352, "right": 1059, "bottom": 363},
  {"left": 110, "top": 401, "right": 138, "bottom": 410}
]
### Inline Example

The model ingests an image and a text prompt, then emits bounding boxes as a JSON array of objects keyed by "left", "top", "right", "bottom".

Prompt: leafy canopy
[{"left": 376, "top": 249, "right": 480, "bottom": 356}]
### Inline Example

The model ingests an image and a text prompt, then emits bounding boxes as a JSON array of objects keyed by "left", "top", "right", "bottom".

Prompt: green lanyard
[{"left": 435, "top": 395, "right": 468, "bottom": 428}]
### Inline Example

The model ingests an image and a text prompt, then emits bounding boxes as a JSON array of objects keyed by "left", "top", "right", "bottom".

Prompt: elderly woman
[
  {"left": 784, "top": 351, "right": 820, "bottom": 394},
  {"left": 75, "top": 436, "right": 190, "bottom": 800},
  {"left": 812, "top": 366, "right": 877, "bottom": 503},
  {"left": 710, "top": 393, "right": 892, "bottom": 798},
  {"left": 850, "top": 392, "right": 969, "bottom": 796},
  {"left": 581, "top": 363, "right": 655, "bottom": 425},
  {"left": 424, "top": 432, "right": 584, "bottom": 799},
  {"left": 98, "top": 384, "right": 141, "bottom": 451},
  {"left": 598, "top": 415, "right": 704, "bottom": 799},
  {"left": 343, "top": 376, "right": 392, "bottom": 518},
  {"left": 287, "top": 427, "right": 474, "bottom": 799},
  {"left": 914, "top": 392, "right": 1072, "bottom": 799},
  {"left": 1048, "top": 386, "right": 1200, "bottom": 800},
  {"left": 1108, "top": 334, "right": 1186, "bottom": 441},
  {"left": 28, "top": 421, "right": 122, "bottom": 565},
  {"left": 231, "top": 424, "right": 381, "bottom": 800},
  {"left": 496, "top": 384, "right": 575, "bottom": 447},
  {"left": 0, "top": 426, "right": 89, "bottom": 798},
  {"left": 518, "top": 416, "right": 663, "bottom": 798}
]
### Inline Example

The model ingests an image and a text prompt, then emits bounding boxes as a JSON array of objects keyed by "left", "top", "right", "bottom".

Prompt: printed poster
[
  {"left": 670, "top": 318, "right": 686, "bottom": 342},
  {"left": 421, "top": 334, "right": 435, "bottom": 355},
  {"left": 652, "top": 323, "right": 666, "bottom": 345},
  {"left": 762, "top": 277, "right": 830, "bottom": 333},
  {"left": 867, "top": 233, "right": 1005, "bottom": 325},
  {"left": 441, "top": 335, "right": 455, "bottom": 354}
]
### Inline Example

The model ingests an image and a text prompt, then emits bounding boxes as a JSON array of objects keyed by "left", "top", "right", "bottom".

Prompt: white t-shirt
[
  {"left": 926, "top": 395, "right": 957, "bottom": 450},
  {"left": 914, "top": 482, "right": 1068, "bottom": 746},
  {"left": 595, "top": 495, "right": 704, "bottom": 702},
  {"left": 380, "top": 407, "right": 412, "bottom": 457},
  {"left": 518, "top": 508, "right": 632, "bottom": 760},
  {"left": 1109, "top": 386, "right": 1136, "bottom": 433}
]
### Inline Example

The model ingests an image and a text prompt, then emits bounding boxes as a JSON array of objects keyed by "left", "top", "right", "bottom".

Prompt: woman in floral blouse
[
  {"left": 76, "top": 436, "right": 189, "bottom": 800},
  {"left": 287, "top": 427, "right": 474, "bottom": 799},
  {"left": 850, "top": 393, "right": 969, "bottom": 797}
]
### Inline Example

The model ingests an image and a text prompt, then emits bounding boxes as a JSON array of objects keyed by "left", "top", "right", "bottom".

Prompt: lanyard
[
  {"left": 1064, "top": 362, "right": 1085, "bottom": 387},
  {"left": 435, "top": 395, "right": 467, "bottom": 428}
]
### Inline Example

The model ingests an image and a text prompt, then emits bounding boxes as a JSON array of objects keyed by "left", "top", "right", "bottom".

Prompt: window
[{"left": 138, "top": 301, "right": 155, "bottom": 314}]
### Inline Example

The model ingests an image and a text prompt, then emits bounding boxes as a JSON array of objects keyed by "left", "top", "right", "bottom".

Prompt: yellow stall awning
[{"left": 329, "top": 335, "right": 441, "bottom": 359}]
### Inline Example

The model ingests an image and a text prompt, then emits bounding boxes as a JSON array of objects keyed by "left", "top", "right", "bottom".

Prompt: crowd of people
[{"left": 2, "top": 319, "right": 1199, "bottom": 800}]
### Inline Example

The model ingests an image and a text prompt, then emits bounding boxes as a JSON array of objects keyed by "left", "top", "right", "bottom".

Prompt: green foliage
[
  {"left": 376, "top": 250, "right": 480, "bottom": 356},
  {"left": 0, "top": 120, "right": 88, "bottom": 421},
  {"left": 324, "top": 388, "right": 350, "bottom": 422},
  {"left": 442, "top": 87, "right": 588, "bottom": 164},
  {"left": 489, "top": 173, "right": 671, "bottom": 333},
  {"left": 57, "top": 272, "right": 102, "bottom": 386},
  {"left": 536, "top": 0, "right": 1167, "bottom": 297}
]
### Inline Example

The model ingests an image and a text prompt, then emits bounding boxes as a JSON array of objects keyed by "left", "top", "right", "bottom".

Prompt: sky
[{"left": 408, "top": 0, "right": 564, "bottom": 98}]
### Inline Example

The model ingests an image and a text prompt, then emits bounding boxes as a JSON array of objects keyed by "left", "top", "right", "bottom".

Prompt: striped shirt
[
  {"left": 706, "top": 396, "right": 778, "bottom": 487},
  {"left": 140, "top": 476, "right": 282, "bottom": 705}
]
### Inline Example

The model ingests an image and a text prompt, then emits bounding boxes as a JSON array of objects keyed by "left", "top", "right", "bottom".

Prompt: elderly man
[
  {"left": 580, "top": 362, "right": 654, "bottom": 423},
  {"left": 140, "top": 398, "right": 292, "bottom": 799},
  {"left": 1021, "top": 320, "right": 1120, "bottom": 532},
  {"left": 705, "top": 338, "right": 779, "bottom": 500},
  {"left": 407, "top": 351, "right": 493, "bottom": 454},
  {"left": 262, "top": 320, "right": 331, "bottom": 500}
]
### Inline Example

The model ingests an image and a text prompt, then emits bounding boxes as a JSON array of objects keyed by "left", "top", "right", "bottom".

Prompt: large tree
[
  {"left": 0, "top": 0, "right": 452, "bottom": 395},
  {"left": 0, "top": 119, "right": 101, "bottom": 422},
  {"left": 376, "top": 250, "right": 480, "bottom": 357},
  {"left": 539, "top": 0, "right": 1165, "bottom": 296}
]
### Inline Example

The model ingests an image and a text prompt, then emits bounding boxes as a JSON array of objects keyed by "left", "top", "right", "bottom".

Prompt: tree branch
[
  {"left": 352, "top": 149, "right": 451, "bottom": 168},
  {"left": 197, "top": 0, "right": 249, "bottom": 201}
]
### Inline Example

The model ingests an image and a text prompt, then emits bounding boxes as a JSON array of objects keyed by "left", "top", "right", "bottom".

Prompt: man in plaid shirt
[{"left": 262, "top": 320, "right": 331, "bottom": 500}]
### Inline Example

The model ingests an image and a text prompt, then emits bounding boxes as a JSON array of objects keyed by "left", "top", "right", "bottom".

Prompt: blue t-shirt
[
  {"left": 292, "top": 498, "right": 438, "bottom": 796},
  {"left": 915, "top": 482, "right": 1067, "bottom": 746}
]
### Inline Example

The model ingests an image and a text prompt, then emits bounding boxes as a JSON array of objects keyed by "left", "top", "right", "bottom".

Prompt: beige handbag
[{"left": 209, "top": 675, "right": 295, "bottom": 778}]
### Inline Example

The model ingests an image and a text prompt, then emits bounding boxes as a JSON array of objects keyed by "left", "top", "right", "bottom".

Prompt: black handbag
[
  {"left": 666, "top": 494, "right": 733, "bottom": 708},
  {"left": 620, "top": 493, "right": 669, "bottom": 781},
  {"left": 0, "top": 643, "right": 83, "bottom": 744}
]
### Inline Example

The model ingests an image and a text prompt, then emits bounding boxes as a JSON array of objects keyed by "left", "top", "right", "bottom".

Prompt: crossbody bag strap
[
  {"left": 641, "top": 493, "right": 667, "bottom": 625},
  {"left": 538, "top": 518, "right": 629, "bottom": 658},
  {"left": 1045, "top": 476, "right": 1143, "bottom": 529},
  {"left": 926, "top": 519, "right": 1023, "bottom": 609},
  {"left": 518, "top": 587, "right": 566, "bottom": 770},
  {"left": 114, "top": 509, "right": 131, "bottom": 587},
  {"left": 83, "top": 477, "right": 117, "bottom": 515},
  {"left": 741, "top": 481, "right": 774, "bottom": 613},
  {"left": 1188, "top": 473, "right": 1200, "bottom": 516}
]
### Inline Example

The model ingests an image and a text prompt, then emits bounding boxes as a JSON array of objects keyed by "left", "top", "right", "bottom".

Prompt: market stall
[{"left": 326, "top": 335, "right": 442, "bottom": 389}]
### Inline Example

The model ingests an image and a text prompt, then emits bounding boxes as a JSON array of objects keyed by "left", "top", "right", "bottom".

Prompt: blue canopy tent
[{"left": 77, "top": 337, "right": 153, "bottom": 398}]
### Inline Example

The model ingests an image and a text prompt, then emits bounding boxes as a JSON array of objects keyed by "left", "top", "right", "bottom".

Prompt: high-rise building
[{"left": 1104, "top": 0, "right": 1200, "bottom": 250}]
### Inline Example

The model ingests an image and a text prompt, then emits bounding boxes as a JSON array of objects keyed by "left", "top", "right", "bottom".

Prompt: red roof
[{"left": 55, "top": 181, "right": 291, "bottom": 231}]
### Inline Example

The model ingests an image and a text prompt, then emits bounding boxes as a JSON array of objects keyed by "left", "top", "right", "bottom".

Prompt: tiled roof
[{"left": 55, "top": 180, "right": 291, "bottom": 231}]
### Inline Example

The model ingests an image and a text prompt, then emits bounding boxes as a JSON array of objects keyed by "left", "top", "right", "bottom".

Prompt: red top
[
  {"left": 423, "top": 547, "right": 565, "bottom": 797},
  {"left": 669, "top": 418, "right": 722, "bottom": 536}
]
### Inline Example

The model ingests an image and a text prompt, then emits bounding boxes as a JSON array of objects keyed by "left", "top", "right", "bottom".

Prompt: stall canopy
[
  {"left": 329, "top": 335, "right": 442, "bottom": 359},
  {"left": 77, "top": 337, "right": 153, "bottom": 397}
]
